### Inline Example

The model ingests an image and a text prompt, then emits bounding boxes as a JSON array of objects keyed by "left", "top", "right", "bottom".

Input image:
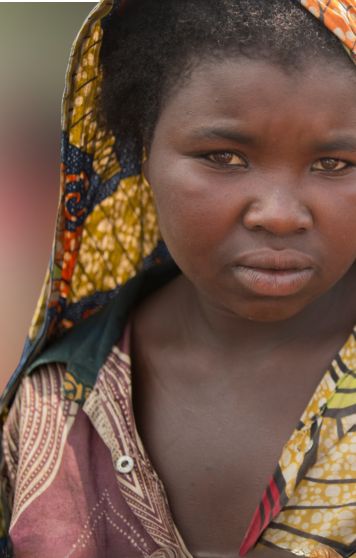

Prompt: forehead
[{"left": 156, "top": 58, "right": 356, "bottom": 140}]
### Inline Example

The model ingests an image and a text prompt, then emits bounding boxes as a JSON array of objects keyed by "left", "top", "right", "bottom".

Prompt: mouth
[{"left": 232, "top": 250, "right": 315, "bottom": 297}]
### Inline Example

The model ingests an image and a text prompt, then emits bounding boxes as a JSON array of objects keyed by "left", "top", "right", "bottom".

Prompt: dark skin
[{"left": 131, "top": 58, "right": 356, "bottom": 558}]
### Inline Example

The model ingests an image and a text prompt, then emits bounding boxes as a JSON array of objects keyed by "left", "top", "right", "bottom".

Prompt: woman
[{"left": 0, "top": 1, "right": 355, "bottom": 556}]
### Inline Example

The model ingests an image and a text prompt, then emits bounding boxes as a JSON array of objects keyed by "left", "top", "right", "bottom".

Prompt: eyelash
[
  {"left": 311, "top": 158, "right": 354, "bottom": 173},
  {"left": 202, "top": 152, "right": 354, "bottom": 173},
  {"left": 203, "top": 151, "right": 248, "bottom": 168}
]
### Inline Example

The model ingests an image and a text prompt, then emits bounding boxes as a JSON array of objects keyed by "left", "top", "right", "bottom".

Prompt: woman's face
[{"left": 144, "top": 57, "right": 356, "bottom": 322}]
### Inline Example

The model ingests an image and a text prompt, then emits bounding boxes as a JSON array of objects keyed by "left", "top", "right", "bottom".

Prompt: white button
[{"left": 116, "top": 455, "right": 134, "bottom": 474}]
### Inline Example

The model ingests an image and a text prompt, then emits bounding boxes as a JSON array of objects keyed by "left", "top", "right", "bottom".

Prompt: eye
[
  {"left": 206, "top": 151, "right": 248, "bottom": 167},
  {"left": 311, "top": 158, "right": 351, "bottom": 172}
]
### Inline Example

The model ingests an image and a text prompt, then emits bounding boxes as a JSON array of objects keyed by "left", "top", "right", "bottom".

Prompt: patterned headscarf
[{"left": 1, "top": 0, "right": 355, "bottom": 408}]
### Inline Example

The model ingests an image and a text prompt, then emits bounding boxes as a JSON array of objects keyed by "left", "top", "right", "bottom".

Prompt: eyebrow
[
  {"left": 311, "top": 137, "right": 356, "bottom": 153},
  {"left": 189, "top": 126, "right": 258, "bottom": 146},
  {"left": 188, "top": 128, "right": 356, "bottom": 153}
]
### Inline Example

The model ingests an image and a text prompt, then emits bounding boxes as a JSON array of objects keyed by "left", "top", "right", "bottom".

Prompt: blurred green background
[{"left": 0, "top": 3, "right": 93, "bottom": 389}]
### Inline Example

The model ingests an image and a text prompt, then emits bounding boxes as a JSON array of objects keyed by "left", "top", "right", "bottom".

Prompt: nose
[{"left": 242, "top": 179, "right": 313, "bottom": 236}]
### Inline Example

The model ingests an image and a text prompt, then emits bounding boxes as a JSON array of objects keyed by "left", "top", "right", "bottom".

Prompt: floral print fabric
[{"left": 300, "top": 0, "right": 355, "bottom": 62}]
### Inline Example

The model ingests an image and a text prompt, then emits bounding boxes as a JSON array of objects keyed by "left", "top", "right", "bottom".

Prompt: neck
[{"left": 177, "top": 265, "right": 356, "bottom": 357}]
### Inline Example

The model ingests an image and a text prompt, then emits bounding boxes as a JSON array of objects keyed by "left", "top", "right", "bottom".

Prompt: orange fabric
[{"left": 300, "top": 0, "right": 355, "bottom": 62}]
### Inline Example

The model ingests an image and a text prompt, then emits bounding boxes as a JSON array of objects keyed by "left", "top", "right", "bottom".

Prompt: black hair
[{"left": 99, "top": 0, "right": 352, "bottom": 153}]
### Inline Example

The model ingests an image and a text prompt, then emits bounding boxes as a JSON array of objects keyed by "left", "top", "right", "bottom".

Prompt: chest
[{"left": 132, "top": 348, "right": 328, "bottom": 558}]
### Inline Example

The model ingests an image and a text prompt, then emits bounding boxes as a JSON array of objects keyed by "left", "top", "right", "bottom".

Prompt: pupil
[
  {"left": 219, "top": 152, "right": 232, "bottom": 163},
  {"left": 322, "top": 158, "right": 337, "bottom": 170}
]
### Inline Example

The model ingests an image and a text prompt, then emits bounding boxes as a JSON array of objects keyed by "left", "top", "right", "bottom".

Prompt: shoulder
[
  {"left": 17, "top": 361, "right": 67, "bottom": 404},
  {"left": 1, "top": 362, "right": 80, "bottom": 544},
  {"left": 5, "top": 362, "right": 70, "bottom": 422},
  {"left": 2, "top": 362, "right": 78, "bottom": 467},
  {"left": 2, "top": 362, "right": 80, "bottom": 488}
]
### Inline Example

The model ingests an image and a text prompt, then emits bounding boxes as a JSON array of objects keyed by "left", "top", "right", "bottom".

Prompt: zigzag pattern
[{"left": 83, "top": 344, "right": 191, "bottom": 556}]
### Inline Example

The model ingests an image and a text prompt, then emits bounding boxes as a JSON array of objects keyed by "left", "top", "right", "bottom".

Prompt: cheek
[
  {"left": 316, "top": 190, "right": 356, "bottom": 264},
  {"left": 150, "top": 167, "right": 238, "bottom": 268}
]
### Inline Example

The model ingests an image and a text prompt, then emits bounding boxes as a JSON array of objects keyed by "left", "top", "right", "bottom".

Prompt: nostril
[{"left": 243, "top": 200, "right": 314, "bottom": 235}]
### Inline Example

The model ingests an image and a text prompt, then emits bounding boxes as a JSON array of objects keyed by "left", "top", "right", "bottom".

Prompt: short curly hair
[{"left": 99, "top": 0, "right": 352, "bottom": 154}]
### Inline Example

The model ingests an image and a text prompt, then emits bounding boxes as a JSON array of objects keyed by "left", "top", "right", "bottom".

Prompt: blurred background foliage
[{"left": 0, "top": 4, "right": 93, "bottom": 389}]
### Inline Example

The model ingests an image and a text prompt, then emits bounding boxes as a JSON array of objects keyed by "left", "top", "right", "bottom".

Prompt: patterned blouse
[{"left": 2, "top": 303, "right": 356, "bottom": 557}]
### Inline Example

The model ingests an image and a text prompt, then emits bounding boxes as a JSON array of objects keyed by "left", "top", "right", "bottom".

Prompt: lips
[
  {"left": 232, "top": 249, "right": 315, "bottom": 296},
  {"left": 235, "top": 249, "right": 315, "bottom": 271}
]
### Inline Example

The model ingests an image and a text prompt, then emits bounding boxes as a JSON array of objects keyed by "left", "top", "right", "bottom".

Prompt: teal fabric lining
[{"left": 25, "top": 262, "right": 180, "bottom": 395}]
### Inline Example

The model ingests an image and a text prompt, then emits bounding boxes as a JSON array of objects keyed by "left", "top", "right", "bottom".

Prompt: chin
[
  {"left": 233, "top": 298, "right": 312, "bottom": 323},
  {"left": 244, "top": 311, "right": 300, "bottom": 323}
]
